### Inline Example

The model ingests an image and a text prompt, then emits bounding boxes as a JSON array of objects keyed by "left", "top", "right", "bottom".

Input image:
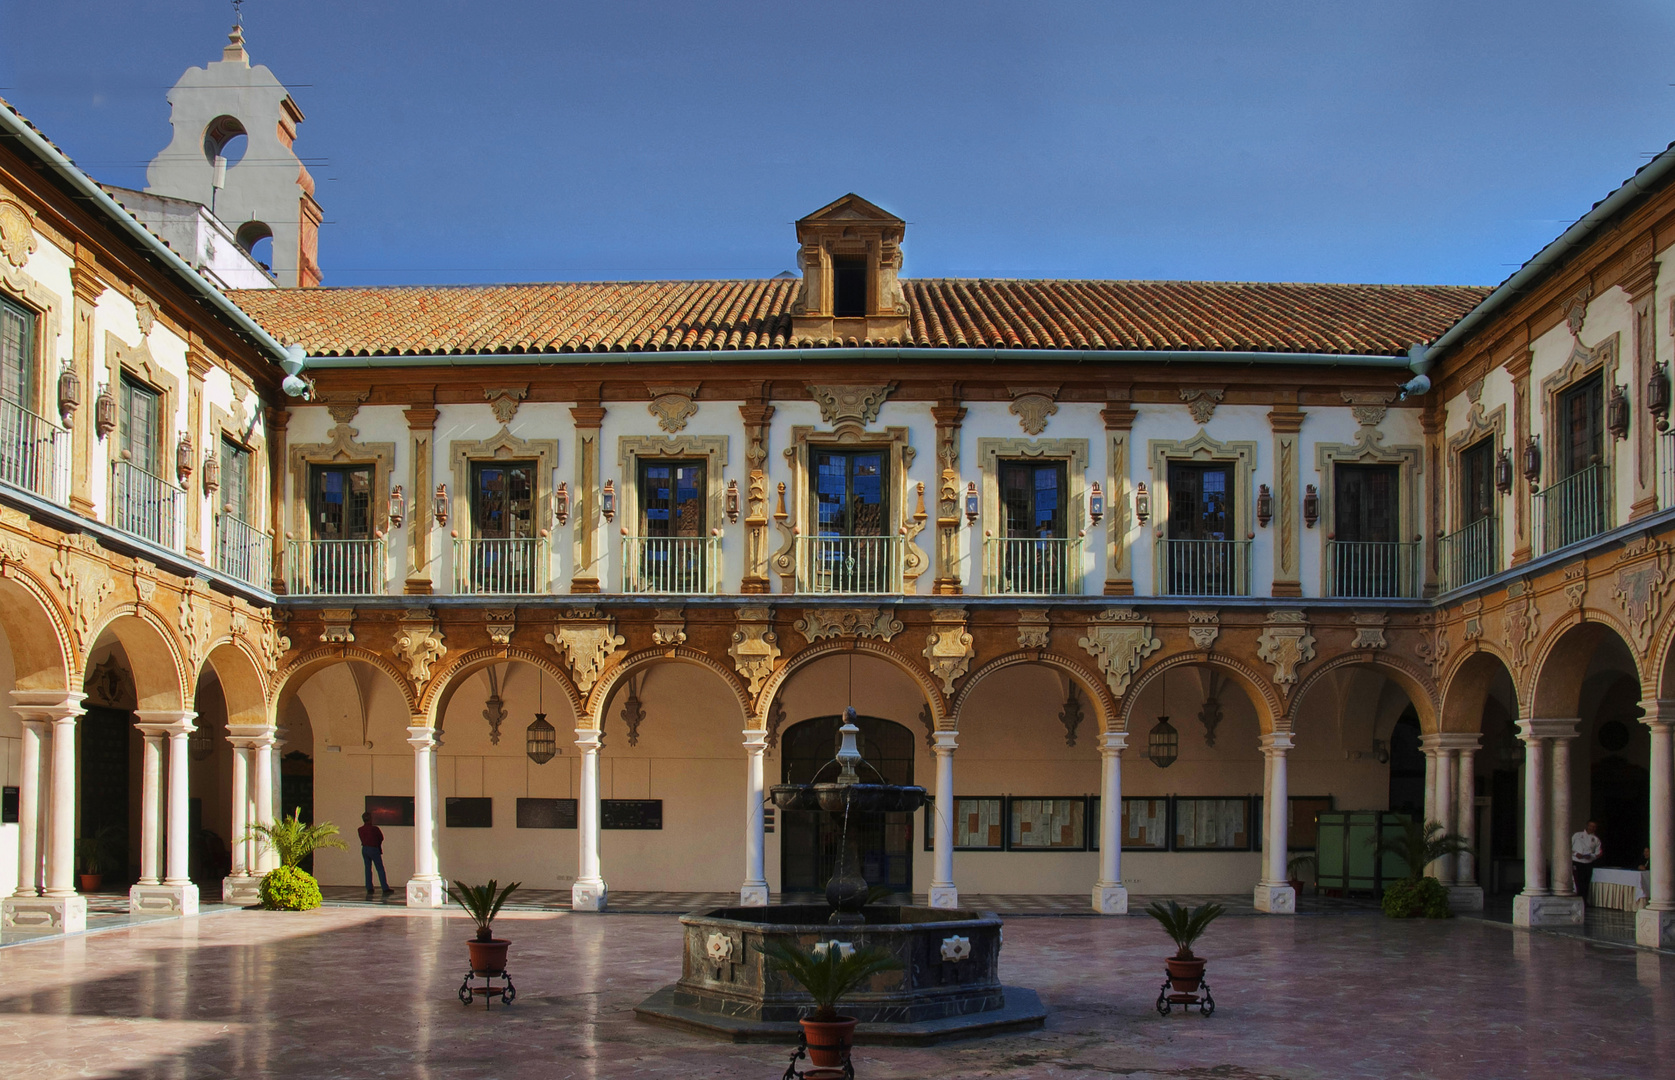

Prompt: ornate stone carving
[
  {"left": 922, "top": 608, "right": 974, "bottom": 696},
  {"left": 795, "top": 607, "right": 903, "bottom": 643},
  {"left": 319, "top": 608, "right": 356, "bottom": 644},
  {"left": 647, "top": 385, "right": 700, "bottom": 433},
  {"left": 1342, "top": 390, "right": 1396, "bottom": 429},
  {"left": 1351, "top": 612, "right": 1388, "bottom": 650},
  {"left": 482, "top": 691, "right": 506, "bottom": 746},
  {"left": 652, "top": 607, "right": 687, "bottom": 647},
  {"left": 1564, "top": 283, "right": 1594, "bottom": 338},
  {"left": 1415, "top": 613, "right": 1450, "bottom": 682},
  {"left": 1016, "top": 609, "right": 1051, "bottom": 650},
  {"left": 1058, "top": 687, "right": 1084, "bottom": 747},
  {"left": 259, "top": 613, "right": 291, "bottom": 669},
  {"left": 546, "top": 616, "right": 625, "bottom": 695},
  {"left": 0, "top": 530, "right": 25, "bottom": 569},
  {"left": 85, "top": 655, "right": 130, "bottom": 708},
  {"left": 1563, "top": 562, "right": 1588, "bottom": 611},
  {"left": 49, "top": 535, "right": 112, "bottom": 650},
  {"left": 178, "top": 579, "right": 210, "bottom": 672},
  {"left": 393, "top": 610, "right": 447, "bottom": 694},
  {"left": 1255, "top": 611, "right": 1316, "bottom": 687},
  {"left": 0, "top": 198, "right": 38, "bottom": 268},
  {"left": 1077, "top": 610, "right": 1161, "bottom": 698},
  {"left": 133, "top": 295, "right": 159, "bottom": 338},
  {"left": 1187, "top": 610, "right": 1220, "bottom": 651},
  {"left": 483, "top": 386, "right": 528, "bottom": 425},
  {"left": 1179, "top": 388, "right": 1224, "bottom": 425},
  {"left": 485, "top": 609, "right": 516, "bottom": 646},
  {"left": 729, "top": 606, "right": 780, "bottom": 697},
  {"left": 1612, "top": 535, "right": 1671, "bottom": 653},
  {"left": 940, "top": 936, "right": 972, "bottom": 962},
  {"left": 320, "top": 390, "right": 369, "bottom": 427},
  {"left": 1502, "top": 584, "right": 1539, "bottom": 671},
  {"left": 705, "top": 932, "right": 735, "bottom": 963},
  {"left": 808, "top": 384, "right": 893, "bottom": 429},
  {"left": 1007, "top": 386, "right": 1059, "bottom": 435}
]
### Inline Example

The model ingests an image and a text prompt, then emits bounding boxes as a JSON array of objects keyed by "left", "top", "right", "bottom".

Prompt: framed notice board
[
  {"left": 516, "top": 798, "right": 577, "bottom": 829},
  {"left": 601, "top": 799, "right": 662, "bottom": 830},
  {"left": 364, "top": 795, "right": 415, "bottom": 827},
  {"left": 445, "top": 797, "right": 493, "bottom": 828}
]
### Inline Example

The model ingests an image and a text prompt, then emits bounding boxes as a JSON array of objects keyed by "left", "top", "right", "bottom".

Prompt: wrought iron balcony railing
[
  {"left": 216, "top": 513, "right": 271, "bottom": 588},
  {"left": 622, "top": 534, "right": 721, "bottom": 594},
  {"left": 796, "top": 534, "right": 903, "bottom": 594},
  {"left": 452, "top": 536, "right": 548, "bottom": 595},
  {"left": 983, "top": 536, "right": 1083, "bottom": 595},
  {"left": 113, "top": 459, "right": 180, "bottom": 550},
  {"left": 0, "top": 398, "right": 69, "bottom": 503},
  {"left": 1534, "top": 463, "right": 1608, "bottom": 554},
  {"left": 284, "top": 537, "right": 387, "bottom": 596},
  {"left": 1156, "top": 538, "right": 1251, "bottom": 597},
  {"left": 1438, "top": 517, "right": 1497, "bottom": 593},
  {"left": 1325, "top": 540, "right": 1420, "bottom": 599}
]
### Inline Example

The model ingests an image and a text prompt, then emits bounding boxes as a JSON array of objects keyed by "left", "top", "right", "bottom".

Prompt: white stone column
[
  {"left": 134, "top": 727, "right": 165, "bottom": 885},
  {"left": 11, "top": 717, "right": 46, "bottom": 896},
  {"left": 130, "top": 711, "right": 199, "bottom": 915},
  {"left": 929, "top": 730, "right": 959, "bottom": 909},
  {"left": 1442, "top": 733, "right": 1484, "bottom": 911},
  {"left": 252, "top": 734, "right": 276, "bottom": 872},
  {"left": 405, "top": 725, "right": 446, "bottom": 907},
  {"left": 228, "top": 745, "right": 249, "bottom": 859},
  {"left": 1254, "top": 731, "right": 1296, "bottom": 913},
  {"left": 572, "top": 728, "right": 607, "bottom": 911},
  {"left": 1550, "top": 728, "right": 1576, "bottom": 897},
  {"left": 1422, "top": 746, "right": 1437, "bottom": 829},
  {"left": 1092, "top": 731, "right": 1128, "bottom": 914},
  {"left": 740, "top": 730, "right": 769, "bottom": 906},
  {"left": 271, "top": 726, "right": 287, "bottom": 824},
  {"left": 220, "top": 733, "right": 263, "bottom": 905},
  {"left": 1514, "top": 719, "right": 1583, "bottom": 927},
  {"left": 1638, "top": 701, "right": 1675, "bottom": 947},
  {"left": 1434, "top": 747, "right": 1456, "bottom": 885},
  {"left": 1, "top": 692, "right": 86, "bottom": 933}
]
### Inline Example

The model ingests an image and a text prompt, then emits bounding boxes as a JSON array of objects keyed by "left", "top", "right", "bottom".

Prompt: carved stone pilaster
[
  {"left": 922, "top": 607, "right": 974, "bottom": 696},
  {"left": 739, "top": 402, "right": 775, "bottom": 593},
  {"left": 546, "top": 610, "right": 624, "bottom": 694},
  {"left": 570, "top": 403, "right": 606, "bottom": 593},
  {"left": 403, "top": 401, "right": 439, "bottom": 594},
  {"left": 1077, "top": 609, "right": 1161, "bottom": 699},
  {"left": 1256, "top": 610, "right": 1316, "bottom": 694},
  {"left": 1101, "top": 393, "right": 1138, "bottom": 596},
  {"left": 729, "top": 605, "right": 780, "bottom": 698},
  {"left": 1268, "top": 402, "right": 1305, "bottom": 598},
  {"left": 932, "top": 403, "right": 966, "bottom": 595}
]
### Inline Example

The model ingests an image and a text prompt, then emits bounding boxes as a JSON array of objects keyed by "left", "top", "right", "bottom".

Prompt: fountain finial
[{"left": 835, "top": 709, "right": 862, "bottom": 784}]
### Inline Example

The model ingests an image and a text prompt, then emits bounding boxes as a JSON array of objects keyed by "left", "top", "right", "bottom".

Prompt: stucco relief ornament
[
  {"left": 485, "top": 609, "right": 516, "bottom": 647},
  {"left": 1255, "top": 611, "right": 1316, "bottom": 689},
  {"left": 178, "top": 579, "right": 211, "bottom": 671},
  {"left": 705, "top": 933, "right": 735, "bottom": 964},
  {"left": 1612, "top": 535, "right": 1671, "bottom": 653},
  {"left": 808, "top": 384, "right": 893, "bottom": 429},
  {"left": 394, "top": 610, "right": 447, "bottom": 695},
  {"left": 546, "top": 618, "right": 624, "bottom": 695},
  {"left": 1187, "top": 610, "right": 1220, "bottom": 651},
  {"left": 319, "top": 608, "right": 356, "bottom": 644},
  {"left": 922, "top": 608, "right": 974, "bottom": 696},
  {"left": 1016, "top": 609, "right": 1051, "bottom": 650},
  {"left": 1502, "top": 588, "right": 1539, "bottom": 671},
  {"left": 133, "top": 296, "right": 159, "bottom": 338},
  {"left": 647, "top": 386, "right": 699, "bottom": 433},
  {"left": 0, "top": 198, "right": 38, "bottom": 268},
  {"left": 1415, "top": 614, "right": 1449, "bottom": 682},
  {"left": 1563, "top": 563, "right": 1588, "bottom": 611},
  {"left": 0, "top": 530, "right": 28, "bottom": 570},
  {"left": 729, "top": 606, "right": 780, "bottom": 697},
  {"left": 940, "top": 936, "right": 972, "bottom": 962},
  {"left": 1077, "top": 609, "right": 1161, "bottom": 699},
  {"left": 795, "top": 607, "right": 903, "bottom": 643},
  {"left": 652, "top": 607, "right": 687, "bottom": 647},
  {"left": 1007, "top": 387, "right": 1059, "bottom": 436},
  {"left": 483, "top": 386, "right": 528, "bottom": 425},
  {"left": 1351, "top": 612, "right": 1388, "bottom": 651},
  {"left": 259, "top": 613, "right": 291, "bottom": 669},
  {"left": 50, "top": 535, "right": 112, "bottom": 650},
  {"left": 1179, "top": 388, "right": 1224, "bottom": 425}
]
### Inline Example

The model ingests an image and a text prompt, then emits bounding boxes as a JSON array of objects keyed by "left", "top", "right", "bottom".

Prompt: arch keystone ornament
[
  {"left": 1351, "top": 612, "right": 1388, "bottom": 651},
  {"left": 647, "top": 385, "right": 700, "bottom": 433},
  {"left": 922, "top": 608, "right": 975, "bottom": 696},
  {"left": 1077, "top": 609, "right": 1162, "bottom": 698},
  {"left": 1256, "top": 611, "right": 1316, "bottom": 692},
  {"left": 729, "top": 605, "right": 780, "bottom": 697},
  {"left": 795, "top": 606, "right": 903, "bottom": 643},
  {"left": 1187, "top": 610, "right": 1220, "bottom": 651},
  {"left": 392, "top": 609, "right": 447, "bottom": 696},
  {"left": 1611, "top": 534, "right": 1671, "bottom": 654},
  {"left": 1007, "top": 386, "right": 1060, "bottom": 435},
  {"left": 808, "top": 384, "right": 894, "bottom": 430},
  {"left": 546, "top": 612, "right": 625, "bottom": 697}
]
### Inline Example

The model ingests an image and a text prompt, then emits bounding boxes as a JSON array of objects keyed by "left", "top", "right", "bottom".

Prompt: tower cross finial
[{"left": 233, "top": 0, "right": 244, "bottom": 26}]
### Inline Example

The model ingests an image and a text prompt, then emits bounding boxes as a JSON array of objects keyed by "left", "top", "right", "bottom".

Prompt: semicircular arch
[
  {"left": 952, "top": 650, "right": 1117, "bottom": 733},
  {"left": 1526, "top": 618, "right": 1641, "bottom": 719},
  {"left": 201, "top": 637, "right": 269, "bottom": 725},
  {"left": 274, "top": 644, "right": 420, "bottom": 720},
  {"left": 756, "top": 639, "right": 947, "bottom": 731},
  {"left": 1286, "top": 652, "right": 1437, "bottom": 733},
  {"left": 0, "top": 569, "right": 75, "bottom": 691},
  {"left": 584, "top": 646, "right": 751, "bottom": 731},
  {"left": 423, "top": 646, "right": 583, "bottom": 730},
  {"left": 86, "top": 606, "right": 187, "bottom": 711},
  {"left": 1439, "top": 649, "right": 1520, "bottom": 734},
  {"left": 1119, "top": 651, "right": 1282, "bottom": 733}
]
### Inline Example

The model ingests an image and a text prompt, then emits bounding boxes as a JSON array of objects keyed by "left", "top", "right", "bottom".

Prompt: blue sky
[{"left": 7, "top": 1, "right": 1675, "bottom": 288}]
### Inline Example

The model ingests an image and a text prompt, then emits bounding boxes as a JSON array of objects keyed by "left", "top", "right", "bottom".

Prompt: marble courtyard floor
[{"left": 0, "top": 905, "right": 1670, "bottom": 1079}]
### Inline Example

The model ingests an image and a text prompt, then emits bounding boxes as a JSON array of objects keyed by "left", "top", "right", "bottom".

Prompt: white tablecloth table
[{"left": 1589, "top": 868, "right": 1649, "bottom": 911}]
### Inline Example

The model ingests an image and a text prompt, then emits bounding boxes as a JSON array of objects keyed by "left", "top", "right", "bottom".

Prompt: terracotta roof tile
[{"left": 226, "top": 279, "right": 1489, "bottom": 358}]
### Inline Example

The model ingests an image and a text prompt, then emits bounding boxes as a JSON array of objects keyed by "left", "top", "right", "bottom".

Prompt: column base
[
  {"left": 1446, "top": 885, "right": 1485, "bottom": 912},
  {"left": 130, "top": 883, "right": 199, "bottom": 916},
  {"left": 738, "top": 884, "right": 769, "bottom": 907},
  {"left": 1512, "top": 892, "right": 1585, "bottom": 927},
  {"left": 3, "top": 894, "right": 88, "bottom": 933},
  {"left": 1636, "top": 907, "right": 1675, "bottom": 948},
  {"left": 405, "top": 877, "right": 448, "bottom": 908},
  {"left": 1253, "top": 883, "right": 1296, "bottom": 914},
  {"left": 928, "top": 885, "right": 959, "bottom": 910},
  {"left": 1091, "top": 884, "right": 1128, "bottom": 915},
  {"left": 572, "top": 880, "right": 607, "bottom": 911},
  {"left": 222, "top": 875, "right": 263, "bottom": 906}
]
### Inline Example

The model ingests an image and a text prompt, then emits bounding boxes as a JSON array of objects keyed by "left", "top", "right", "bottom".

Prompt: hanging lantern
[
  {"left": 1088, "top": 481, "right": 1104, "bottom": 526},
  {"left": 1135, "top": 481, "right": 1150, "bottom": 525},
  {"left": 189, "top": 720, "right": 214, "bottom": 762},
  {"left": 1148, "top": 716, "right": 1178, "bottom": 769},
  {"left": 175, "top": 432, "right": 195, "bottom": 485},
  {"left": 725, "top": 479, "right": 740, "bottom": 523},
  {"left": 554, "top": 482, "right": 570, "bottom": 526},
  {"left": 964, "top": 481, "right": 979, "bottom": 525},
  {"left": 1302, "top": 484, "right": 1319, "bottom": 529},
  {"left": 601, "top": 479, "right": 616, "bottom": 522},
  {"left": 94, "top": 383, "right": 117, "bottom": 441},
  {"left": 1607, "top": 383, "right": 1631, "bottom": 441},
  {"left": 432, "top": 483, "right": 449, "bottom": 527},
  {"left": 202, "top": 449, "right": 221, "bottom": 499},
  {"left": 1256, "top": 483, "right": 1273, "bottom": 528},
  {"left": 1648, "top": 362, "right": 1671, "bottom": 432},
  {"left": 388, "top": 484, "right": 406, "bottom": 529},
  {"left": 1494, "top": 448, "right": 1514, "bottom": 495},
  {"left": 57, "top": 363, "right": 81, "bottom": 427},
  {"left": 1522, "top": 436, "right": 1542, "bottom": 492},
  {"left": 526, "top": 713, "right": 557, "bottom": 764}
]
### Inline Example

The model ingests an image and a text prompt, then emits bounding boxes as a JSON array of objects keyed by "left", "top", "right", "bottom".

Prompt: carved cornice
[
  {"left": 808, "top": 384, "right": 893, "bottom": 430},
  {"left": 795, "top": 607, "right": 903, "bottom": 643}
]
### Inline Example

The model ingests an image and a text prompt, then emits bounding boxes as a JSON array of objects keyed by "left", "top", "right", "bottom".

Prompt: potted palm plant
[
  {"left": 1287, "top": 853, "right": 1317, "bottom": 897},
  {"left": 756, "top": 939, "right": 903, "bottom": 1068},
  {"left": 75, "top": 825, "right": 127, "bottom": 892},
  {"left": 448, "top": 880, "right": 521, "bottom": 974},
  {"left": 1373, "top": 818, "right": 1470, "bottom": 918},
  {"left": 246, "top": 810, "right": 345, "bottom": 910},
  {"left": 1145, "top": 899, "right": 1225, "bottom": 997}
]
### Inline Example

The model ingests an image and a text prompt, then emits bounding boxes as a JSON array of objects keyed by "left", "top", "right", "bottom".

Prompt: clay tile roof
[{"left": 226, "top": 279, "right": 1490, "bottom": 359}]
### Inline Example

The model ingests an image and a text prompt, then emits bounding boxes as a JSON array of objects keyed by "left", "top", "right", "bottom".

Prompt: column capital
[
  {"left": 574, "top": 728, "right": 604, "bottom": 752},
  {"left": 1643, "top": 699, "right": 1675, "bottom": 726},
  {"left": 1422, "top": 733, "right": 1482, "bottom": 752},
  {"left": 1098, "top": 730, "right": 1128, "bottom": 753},
  {"left": 8, "top": 689, "right": 86, "bottom": 722},
  {"left": 932, "top": 730, "right": 959, "bottom": 753},
  {"left": 134, "top": 709, "right": 197, "bottom": 736},
  {"left": 1519, "top": 718, "right": 1579, "bottom": 741},
  {"left": 226, "top": 723, "right": 278, "bottom": 748},
  {"left": 742, "top": 729, "right": 769, "bottom": 752},
  {"left": 406, "top": 725, "right": 439, "bottom": 750},
  {"left": 1259, "top": 731, "right": 1295, "bottom": 753}
]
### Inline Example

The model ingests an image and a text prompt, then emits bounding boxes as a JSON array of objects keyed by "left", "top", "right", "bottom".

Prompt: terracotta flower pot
[
  {"left": 799, "top": 1016, "right": 858, "bottom": 1068},
  {"left": 1288, "top": 877, "right": 1304, "bottom": 896},
  {"left": 1165, "top": 956, "right": 1206, "bottom": 994},
  {"left": 79, "top": 873, "right": 102, "bottom": 893},
  {"left": 467, "top": 938, "right": 510, "bottom": 974}
]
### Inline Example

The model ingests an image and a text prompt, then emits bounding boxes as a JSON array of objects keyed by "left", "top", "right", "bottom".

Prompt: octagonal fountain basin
[{"left": 634, "top": 904, "right": 1046, "bottom": 1045}]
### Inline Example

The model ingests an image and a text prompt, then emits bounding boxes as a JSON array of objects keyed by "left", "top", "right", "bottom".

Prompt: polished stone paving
[{"left": 1, "top": 905, "right": 1672, "bottom": 1079}]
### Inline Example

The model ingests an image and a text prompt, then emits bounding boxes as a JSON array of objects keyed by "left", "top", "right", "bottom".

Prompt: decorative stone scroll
[
  {"left": 49, "top": 534, "right": 112, "bottom": 651},
  {"left": 1187, "top": 610, "right": 1219, "bottom": 651},
  {"left": 647, "top": 386, "right": 700, "bottom": 433},
  {"left": 319, "top": 608, "right": 356, "bottom": 644},
  {"left": 1351, "top": 612, "right": 1388, "bottom": 651},
  {"left": 794, "top": 607, "right": 903, "bottom": 643},
  {"left": 729, "top": 605, "right": 780, "bottom": 697},
  {"left": 1502, "top": 582, "right": 1539, "bottom": 672},
  {"left": 546, "top": 613, "right": 625, "bottom": 695},
  {"left": 1007, "top": 386, "right": 1059, "bottom": 436},
  {"left": 652, "top": 607, "right": 687, "bottom": 647},
  {"left": 1180, "top": 388, "right": 1224, "bottom": 425},
  {"left": 808, "top": 384, "right": 893, "bottom": 430},
  {"left": 393, "top": 609, "right": 447, "bottom": 694},
  {"left": 1612, "top": 534, "right": 1671, "bottom": 653},
  {"left": 1077, "top": 609, "right": 1161, "bottom": 699},
  {"left": 922, "top": 608, "right": 974, "bottom": 696},
  {"left": 1256, "top": 610, "right": 1315, "bottom": 688},
  {"left": 0, "top": 198, "right": 38, "bottom": 268},
  {"left": 484, "top": 609, "right": 516, "bottom": 647},
  {"left": 1016, "top": 609, "right": 1051, "bottom": 650}
]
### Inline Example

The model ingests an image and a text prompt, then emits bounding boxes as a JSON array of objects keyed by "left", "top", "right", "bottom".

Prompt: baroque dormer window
[{"left": 790, "top": 194, "right": 910, "bottom": 345}]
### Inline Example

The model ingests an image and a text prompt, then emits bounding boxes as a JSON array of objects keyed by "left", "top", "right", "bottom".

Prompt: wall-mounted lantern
[
  {"left": 1302, "top": 484, "right": 1319, "bottom": 529},
  {"left": 202, "top": 449, "right": 221, "bottom": 500},
  {"left": 725, "top": 479, "right": 740, "bottom": 523},
  {"left": 601, "top": 479, "right": 616, "bottom": 523},
  {"left": 175, "top": 433, "right": 195, "bottom": 486},
  {"left": 1648, "top": 362, "right": 1671, "bottom": 432},
  {"left": 1522, "top": 436, "right": 1542, "bottom": 493},
  {"left": 1134, "top": 481, "right": 1150, "bottom": 525},
  {"left": 1255, "top": 483, "right": 1273, "bottom": 528},
  {"left": 433, "top": 483, "right": 450, "bottom": 528},
  {"left": 964, "top": 481, "right": 979, "bottom": 526},
  {"left": 1494, "top": 448, "right": 1514, "bottom": 495},
  {"left": 1088, "top": 482, "right": 1104, "bottom": 526},
  {"left": 94, "top": 384, "right": 116, "bottom": 441},
  {"left": 1608, "top": 383, "right": 1632, "bottom": 441},
  {"left": 388, "top": 484, "right": 406, "bottom": 529},
  {"left": 57, "top": 363, "right": 81, "bottom": 427},
  {"left": 554, "top": 482, "right": 570, "bottom": 526}
]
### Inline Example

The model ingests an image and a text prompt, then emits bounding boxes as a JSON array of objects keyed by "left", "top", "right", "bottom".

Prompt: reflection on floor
[
  {"left": 1478, "top": 893, "right": 1642, "bottom": 948},
  {"left": 0, "top": 892, "right": 236, "bottom": 948}
]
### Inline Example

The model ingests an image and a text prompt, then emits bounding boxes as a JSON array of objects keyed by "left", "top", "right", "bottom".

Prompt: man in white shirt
[{"left": 1571, "top": 820, "right": 1602, "bottom": 903}]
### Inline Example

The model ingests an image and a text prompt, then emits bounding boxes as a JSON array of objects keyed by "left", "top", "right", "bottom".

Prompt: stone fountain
[{"left": 636, "top": 709, "right": 1045, "bottom": 1044}]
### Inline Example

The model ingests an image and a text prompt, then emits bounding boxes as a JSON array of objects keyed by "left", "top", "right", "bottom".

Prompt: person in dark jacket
[{"left": 357, "top": 813, "right": 392, "bottom": 895}]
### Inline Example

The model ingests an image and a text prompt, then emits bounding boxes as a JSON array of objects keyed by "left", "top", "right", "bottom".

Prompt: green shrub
[
  {"left": 259, "top": 865, "right": 323, "bottom": 911},
  {"left": 1382, "top": 876, "right": 1452, "bottom": 919}
]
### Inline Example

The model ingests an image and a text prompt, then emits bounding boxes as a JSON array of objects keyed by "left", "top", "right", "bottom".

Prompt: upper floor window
[
  {"left": 1331, "top": 463, "right": 1407, "bottom": 598},
  {"left": 639, "top": 460, "right": 705, "bottom": 537},
  {"left": 814, "top": 448, "right": 887, "bottom": 537},
  {"left": 310, "top": 464, "right": 372, "bottom": 540},
  {"left": 220, "top": 437, "right": 252, "bottom": 521},
  {"left": 0, "top": 296, "right": 35, "bottom": 410},
  {"left": 990, "top": 459, "right": 1075, "bottom": 595},
  {"left": 120, "top": 376, "right": 162, "bottom": 477},
  {"left": 470, "top": 461, "right": 535, "bottom": 540},
  {"left": 1000, "top": 460, "right": 1066, "bottom": 538},
  {"left": 1460, "top": 438, "right": 1494, "bottom": 528},
  {"left": 1163, "top": 461, "right": 1245, "bottom": 596},
  {"left": 1560, "top": 373, "right": 1604, "bottom": 478},
  {"left": 832, "top": 256, "right": 867, "bottom": 318}
]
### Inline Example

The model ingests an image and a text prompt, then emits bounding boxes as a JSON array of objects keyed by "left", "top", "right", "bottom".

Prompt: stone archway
[{"left": 777, "top": 713, "right": 916, "bottom": 897}]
